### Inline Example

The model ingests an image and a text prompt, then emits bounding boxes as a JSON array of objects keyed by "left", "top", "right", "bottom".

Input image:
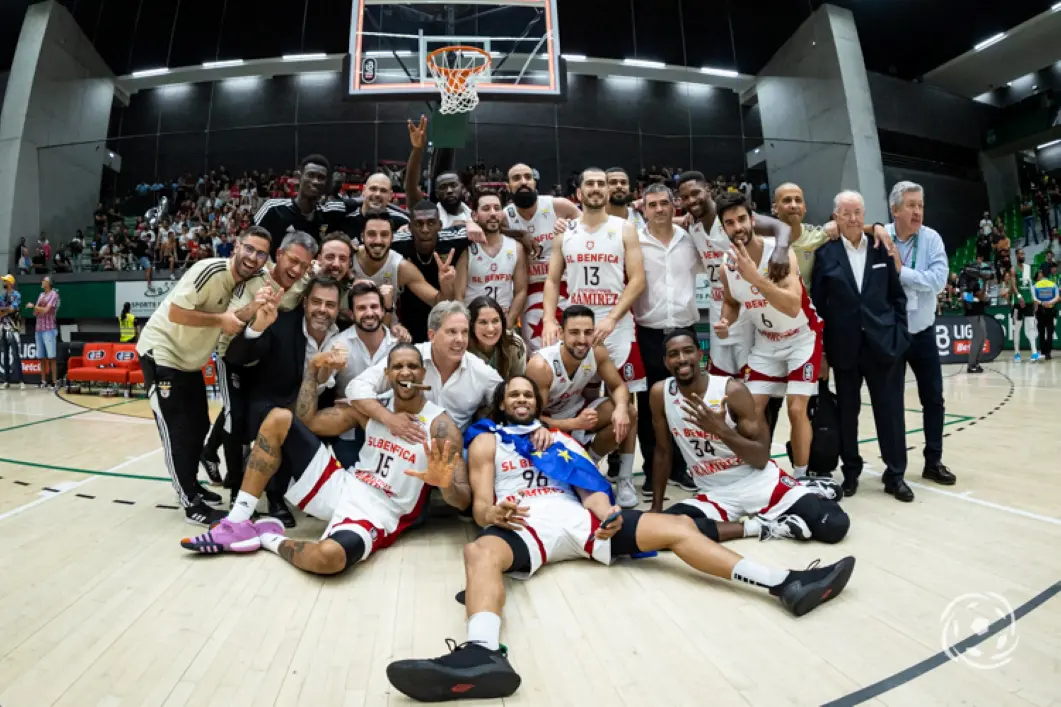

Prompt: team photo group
[{"left": 136, "top": 118, "right": 957, "bottom": 702}]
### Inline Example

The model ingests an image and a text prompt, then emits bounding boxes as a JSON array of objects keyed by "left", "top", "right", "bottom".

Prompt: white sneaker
[
  {"left": 615, "top": 478, "right": 638, "bottom": 509},
  {"left": 798, "top": 477, "right": 843, "bottom": 501},
  {"left": 759, "top": 515, "right": 811, "bottom": 541},
  {"left": 19, "top": 382, "right": 24, "bottom": 390},
  {"left": 1, "top": 382, "right": 8, "bottom": 389}
]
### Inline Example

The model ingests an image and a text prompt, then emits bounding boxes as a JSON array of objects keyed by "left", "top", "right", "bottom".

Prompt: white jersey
[
  {"left": 687, "top": 217, "right": 731, "bottom": 321},
  {"left": 465, "top": 236, "right": 520, "bottom": 310},
  {"left": 663, "top": 375, "right": 759, "bottom": 491},
  {"left": 439, "top": 202, "right": 473, "bottom": 229},
  {"left": 347, "top": 399, "right": 446, "bottom": 532},
  {"left": 536, "top": 342, "right": 598, "bottom": 419},
  {"left": 624, "top": 207, "right": 646, "bottom": 231},
  {"left": 726, "top": 237, "right": 820, "bottom": 343},
  {"left": 504, "top": 196, "right": 558, "bottom": 287},
  {"left": 493, "top": 429, "right": 581, "bottom": 506},
  {"left": 562, "top": 214, "right": 630, "bottom": 324},
  {"left": 352, "top": 250, "right": 404, "bottom": 291}
]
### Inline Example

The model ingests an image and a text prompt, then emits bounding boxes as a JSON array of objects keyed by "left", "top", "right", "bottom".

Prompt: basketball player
[
  {"left": 384, "top": 376, "right": 856, "bottom": 703},
  {"left": 525, "top": 305, "right": 639, "bottom": 508},
  {"left": 351, "top": 210, "right": 454, "bottom": 329},
  {"left": 254, "top": 154, "right": 347, "bottom": 258},
  {"left": 404, "top": 115, "right": 474, "bottom": 228},
  {"left": 650, "top": 330, "right": 848, "bottom": 542},
  {"left": 503, "top": 163, "right": 582, "bottom": 351},
  {"left": 201, "top": 231, "right": 316, "bottom": 494},
  {"left": 716, "top": 192, "right": 821, "bottom": 478},
  {"left": 181, "top": 344, "right": 468, "bottom": 574},
  {"left": 1010, "top": 248, "right": 1040, "bottom": 362},
  {"left": 137, "top": 227, "right": 276, "bottom": 525},
  {"left": 455, "top": 192, "right": 528, "bottom": 328},
  {"left": 542, "top": 167, "right": 648, "bottom": 394},
  {"left": 604, "top": 167, "right": 647, "bottom": 230}
]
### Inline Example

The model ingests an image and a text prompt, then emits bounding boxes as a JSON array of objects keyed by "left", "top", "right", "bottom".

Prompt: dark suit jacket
[
  {"left": 811, "top": 237, "right": 910, "bottom": 370},
  {"left": 224, "top": 305, "right": 308, "bottom": 441}
]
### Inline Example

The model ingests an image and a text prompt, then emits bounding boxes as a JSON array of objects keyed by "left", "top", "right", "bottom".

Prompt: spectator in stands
[
  {"left": 27, "top": 276, "right": 59, "bottom": 388},
  {"left": 1021, "top": 197, "right": 1037, "bottom": 245},
  {"left": 0, "top": 275, "right": 24, "bottom": 389},
  {"left": 979, "top": 211, "right": 993, "bottom": 239},
  {"left": 53, "top": 246, "right": 72, "bottom": 274},
  {"left": 976, "top": 225, "right": 994, "bottom": 261},
  {"left": 466, "top": 296, "right": 526, "bottom": 379},
  {"left": 70, "top": 230, "right": 84, "bottom": 272}
]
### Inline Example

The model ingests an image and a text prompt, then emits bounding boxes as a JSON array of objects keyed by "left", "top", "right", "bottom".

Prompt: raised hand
[
  {"left": 712, "top": 316, "right": 731, "bottom": 340},
  {"left": 680, "top": 392, "right": 729, "bottom": 437},
  {"left": 408, "top": 114, "right": 428, "bottom": 149},
  {"left": 435, "top": 251, "right": 456, "bottom": 290},
  {"left": 405, "top": 438, "right": 459, "bottom": 489},
  {"left": 730, "top": 241, "right": 762, "bottom": 285}
]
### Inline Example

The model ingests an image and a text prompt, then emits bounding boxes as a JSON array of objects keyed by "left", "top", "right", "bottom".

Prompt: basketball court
[{"left": 1, "top": 360, "right": 1059, "bottom": 706}]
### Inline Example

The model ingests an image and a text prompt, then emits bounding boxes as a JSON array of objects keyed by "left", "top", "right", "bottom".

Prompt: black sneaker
[
  {"left": 197, "top": 485, "right": 223, "bottom": 506},
  {"left": 641, "top": 477, "right": 654, "bottom": 496},
  {"left": 268, "top": 498, "right": 297, "bottom": 529},
  {"left": 387, "top": 639, "right": 521, "bottom": 702},
  {"left": 669, "top": 470, "right": 697, "bottom": 492},
  {"left": 771, "top": 557, "right": 856, "bottom": 617},
  {"left": 184, "top": 501, "right": 227, "bottom": 527},
  {"left": 200, "top": 452, "right": 223, "bottom": 485}
]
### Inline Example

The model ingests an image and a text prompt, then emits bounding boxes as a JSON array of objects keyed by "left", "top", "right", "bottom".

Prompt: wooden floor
[{"left": 1, "top": 361, "right": 1060, "bottom": 707}]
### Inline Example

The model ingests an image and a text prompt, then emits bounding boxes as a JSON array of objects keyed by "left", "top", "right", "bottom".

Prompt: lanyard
[{"left": 896, "top": 229, "right": 918, "bottom": 270}]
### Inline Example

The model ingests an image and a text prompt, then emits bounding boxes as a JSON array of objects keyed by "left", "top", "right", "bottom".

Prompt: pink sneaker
[
  {"left": 181, "top": 518, "right": 262, "bottom": 554},
  {"left": 253, "top": 517, "right": 286, "bottom": 538}
]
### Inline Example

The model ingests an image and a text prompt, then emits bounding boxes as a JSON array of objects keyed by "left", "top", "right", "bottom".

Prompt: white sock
[
  {"left": 260, "top": 533, "right": 284, "bottom": 554},
  {"left": 793, "top": 465, "right": 808, "bottom": 477},
  {"left": 618, "top": 453, "right": 634, "bottom": 480},
  {"left": 467, "top": 611, "right": 502, "bottom": 651},
  {"left": 731, "top": 558, "right": 789, "bottom": 589},
  {"left": 743, "top": 519, "right": 762, "bottom": 538},
  {"left": 227, "top": 491, "right": 259, "bottom": 523}
]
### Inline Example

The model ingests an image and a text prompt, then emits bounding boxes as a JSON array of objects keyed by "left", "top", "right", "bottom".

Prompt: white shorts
[
  {"left": 283, "top": 442, "right": 414, "bottom": 562},
  {"left": 521, "top": 282, "right": 567, "bottom": 353},
  {"left": 570, "top": 396, "right": 609, "bottom": 447},
  {"left": 600, "top": 315, "right": 646, "bottom": 393},
  {"left": 745, "top": 329, "right": 822, "bottom": 397},
  {"left": 503, "top": 498, "right": 613, "bottom": 579},
  {"left": 676, "top": 464, "right": 812, "bottom": 522},
  {"left": 709, "top": 317, "right": 753, "bottom": 377}
]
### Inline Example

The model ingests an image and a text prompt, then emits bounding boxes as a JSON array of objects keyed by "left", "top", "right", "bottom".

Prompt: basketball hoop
[{"left": 427, "top": 45, "right": 492, "bottom": 115}]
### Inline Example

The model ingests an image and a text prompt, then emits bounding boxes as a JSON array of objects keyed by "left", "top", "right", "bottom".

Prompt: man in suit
[
  {"left": 225, "top": 276, "right": 343, "bottom": 523},
  {"left": 811, "top": 191, "right": 912, "bottom": 502}
]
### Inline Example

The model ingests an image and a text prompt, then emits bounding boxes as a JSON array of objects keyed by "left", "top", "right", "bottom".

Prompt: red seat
[
  {"left": 67, "top": 343, "right": 130, "bottom": 384},
  {"left": 114, "top": 344, "right": 144, "bottom": 386}
]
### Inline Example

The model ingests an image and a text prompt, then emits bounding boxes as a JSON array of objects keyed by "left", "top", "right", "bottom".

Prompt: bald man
[{"left": 343, "top": 173, "right": 412, "bottom": 242}]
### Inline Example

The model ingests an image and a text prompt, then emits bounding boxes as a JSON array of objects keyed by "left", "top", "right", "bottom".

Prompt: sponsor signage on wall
[
  {"left": 934, "top": 315, "right": 1004, "bottom": 365},
  {"left": 114, "top": 281, "right": 176, "bottom": 318}
]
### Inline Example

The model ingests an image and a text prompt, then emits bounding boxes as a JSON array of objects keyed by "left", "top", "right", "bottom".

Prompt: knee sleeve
[
  {"left": 663, "top": 504, "right": 719, "bottom": 541},
  {"left": 788, "top": 495, "right": 850, "bottom": 544},
  {"left": 329, "top": 530, "right": 367, "bottom": 568}
]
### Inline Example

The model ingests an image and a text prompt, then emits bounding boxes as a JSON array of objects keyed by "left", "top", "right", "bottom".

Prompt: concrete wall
[
  {"left": 0, "top": 1, "right": 113, "bottom": 267},
  {"left": 756, "top": 4, "right": 887, "bottom": 224},
  {"left": 869, "top": 72, "right": 992, "bottom": 150},
  {"left": 979, "top": 152, "right": 1022, "bottom": 215}
]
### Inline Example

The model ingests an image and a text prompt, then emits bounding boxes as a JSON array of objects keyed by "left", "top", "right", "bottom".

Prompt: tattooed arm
[
  {"left": 432, "top": 413, "right": 471, "bottom": 511},
  {"left": 295, "top": 365, "right": 366, "bottom": 437}
]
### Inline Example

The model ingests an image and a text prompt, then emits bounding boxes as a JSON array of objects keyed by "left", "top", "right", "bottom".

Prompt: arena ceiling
[{"left": 0, "top": 0, "right": 1057, "bottom": 89}]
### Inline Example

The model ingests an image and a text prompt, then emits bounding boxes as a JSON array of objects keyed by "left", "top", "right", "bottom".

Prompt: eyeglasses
[{"left": 240, "top": 242, "right": 270, "bottom": 262}]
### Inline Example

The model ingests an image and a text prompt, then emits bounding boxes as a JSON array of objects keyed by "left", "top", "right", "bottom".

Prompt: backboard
[{"left": 345, "top": 0, "right": 565, "bottom": 103}]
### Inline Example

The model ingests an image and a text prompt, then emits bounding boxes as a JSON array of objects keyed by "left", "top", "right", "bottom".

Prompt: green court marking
[
  {"left": 0, "top": 398, "right": 140, "bottom": 434},
  {"left": 769, "top": 416, "right": 971, "bottom": 459},
  {"left": 861, "top": 402, "right": 972, "bottom": 419},
  {"left": 0, "top": 456, "right": 169, "bottom": 482}
]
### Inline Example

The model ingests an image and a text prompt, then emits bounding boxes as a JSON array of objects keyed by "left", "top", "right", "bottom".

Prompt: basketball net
[{"left": 427, "top": 46, "right": 491, "bottom": 115}]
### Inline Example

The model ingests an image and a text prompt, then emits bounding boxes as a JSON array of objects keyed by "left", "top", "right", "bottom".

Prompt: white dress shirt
[
  {"left": 243, "top": 318, "right": 340, "bottom": 392},
  {"left": 347, "top": 341, "right": 502, "bottom": 430},
  {"left": 332, "top": 326, "right": 397, "bottom": 439},
  {"left": 843, "top": 234, "right": 869, "bottom": 293},
  {"left": 633, "top": 225, "right": 703, "bottom": 329}
]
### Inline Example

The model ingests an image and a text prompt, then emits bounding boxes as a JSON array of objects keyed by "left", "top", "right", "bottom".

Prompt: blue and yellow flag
[{"left": 465, "top": 419, "right": 615, "bottom": 503}]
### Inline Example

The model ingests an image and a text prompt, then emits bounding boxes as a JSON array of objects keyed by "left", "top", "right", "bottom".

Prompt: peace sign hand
[
  {"left": 730, "top": 241, "right": 762, "bottom": 286},
  {"left": 405, "top": 438, "right": 459, "bottom": 489},
  {"left": 680, "top": 392, "right": 729, "bottom": 437},
  {"left": 435, "top": 251, "right": 457, "bottom": 289},
  {"left": 408, "top": 114, "right": 428, "bottom": 149}
]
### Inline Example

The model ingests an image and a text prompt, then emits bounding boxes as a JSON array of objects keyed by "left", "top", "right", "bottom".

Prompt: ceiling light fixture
[
  {"left": 701, "top": 66, "right": 739, "bottom": 78},
  {"left": 563, "top": 54, "right": 587, "bottom": 61},
  {"left": 623, "top": 58, "right": 665, "bottom": 69},
  {"left": 1038, "top": 139, "right": 1061, "bottom": 149},
  {"left": 282, "top": 53, "right": 326, "bottom": 61},
  {"left": 973, "top": 33, "right": 1006, "bottom": 51},
  {"left": 203, "top": 59, "right": 244, "bottom": 68}
]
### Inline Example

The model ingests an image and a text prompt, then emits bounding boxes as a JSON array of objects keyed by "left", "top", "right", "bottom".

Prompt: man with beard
[
  {"left": 351, "top": 210, "right": 453, "bottom": 340},
  {"left": 604, "top": 167, "right": 646, "bottom": 230},
  {"left": 137, "top": 227, "right": 276, "bottom": 525},
  {"left": 254, "top": 155, "right": 347, "bottom": 259},
  {"left": 716, "top": 192, "right": 821, "bottom": 479},
  {"left": 502, "top": 163, "right": 582, "bottom": 351},
  {"left": 455, "top": 193, "right": 528, "bottom": 328},
  {"left": 181, "top": 343, "right": 468, "bottom": 576},
  {"left": 525, "top": 305, "right": 639, "bottom": 508},
  {"left": 384, "top": 376, "right": 856, "bottom": 703},
  {"left": 201, "top": 231, "right": 316, "bottom": 499},
  {"left": 404, "top": 116, "right": 473, "bottom": 228},
  {"left": 542, "top": 168, "right": 648, "bottom": 396},
  {"left": 343, "top": 172, "right": 412, "bottom": 242},
  {"left": 330, "top": 282, "right": 400, "bottom": 467},
  {"left": 650, "top": 330, "right": 848, "bottom": 542}
]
